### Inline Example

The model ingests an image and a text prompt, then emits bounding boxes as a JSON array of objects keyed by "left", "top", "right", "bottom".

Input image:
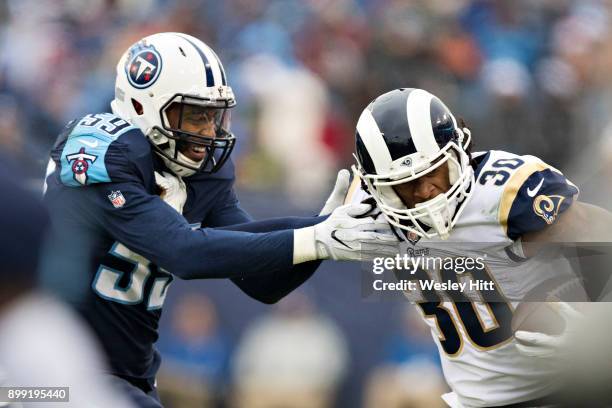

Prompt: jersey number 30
[
  {"left": 478, "top": 158, "right": 525, "bottom": 186},
  {"left": 409, "top": 266, "right": 514, "bottom": 356}
]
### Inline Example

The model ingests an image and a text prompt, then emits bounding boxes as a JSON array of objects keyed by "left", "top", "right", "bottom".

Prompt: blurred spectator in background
[
  {"left": 0, "top": 95, "right": 23, "bottom": 156},
  {"left": 237, "top": 54, "right": 335, "bottom": 208},
  {"left": 231, "top": 291, "right": 348, "bottom": 408},
  {"left": 571, "top": 120, "right": 612, "bottom": 211},
  {"left": 2, "top": 0, "right": 612, "bottom": 190},
  {"left": 0, "top": 154, "right": 134, "bottom": 408},
  {"left": 157, "top": 294, "right": 231, "bottom": 407},
  {"left": 364, "top": 306, "right": 446, "bottom": 408}
]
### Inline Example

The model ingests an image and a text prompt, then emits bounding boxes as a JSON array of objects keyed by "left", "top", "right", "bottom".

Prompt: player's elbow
[
  {"left": 251, "top": 294, "right": 282, "bottom": 305},
  {"left": 234, "top": 280, "right": 287, "bottom": 304},
  {"left": 252, "top": 286, "right": 301, "bottom": 304},
  {"left": 238, "top": 286, "right": 283, "bottom": 304}
]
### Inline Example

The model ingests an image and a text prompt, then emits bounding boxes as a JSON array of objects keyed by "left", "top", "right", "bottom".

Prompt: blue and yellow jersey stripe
[{"left": 498, "top": 160, "right": 579, "bottom": 240}]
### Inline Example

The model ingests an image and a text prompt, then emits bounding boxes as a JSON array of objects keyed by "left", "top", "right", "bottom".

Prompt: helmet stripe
[
  {"left": 369, "top": 89, "right": 418, "bottom": 160},
  {"left": 177, "top": 34, "right": 215, "bottom": 86},
  {"left": 209, "top": 49, "right": 227, "bottom": 86},
  {"left": 406, "top": 89, "right": 440, "bottom": 155},
  {"left": 356, "top": 109, "right": 392, "bottom": 173},
  {"left": 356, "top": 131, "right": 376, "bottom": 174},
  {"left": 199, "top": 44, "right": 224, "bottom": 87}
]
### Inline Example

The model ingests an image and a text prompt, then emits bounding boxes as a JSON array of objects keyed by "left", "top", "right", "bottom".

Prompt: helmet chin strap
[
  {"left": 417, "top": 162, "right": 473, "bottom": 238},
  {"left": 447, "top": 150, "right": 461, "bottom": 185},
  {"left": 159, "top": 149, "right": 203, "bottom": 178},
  {"left": 414, "top": 194, "right": 454, "bottom": 239}
]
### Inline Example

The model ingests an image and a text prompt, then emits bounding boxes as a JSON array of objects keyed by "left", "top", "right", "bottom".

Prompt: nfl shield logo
[
  {"left": 406, "top": 231, "right": 420, "bottom": 245},
  {"left": 108, "top": 190, "right": 126, "bottom": 208}
]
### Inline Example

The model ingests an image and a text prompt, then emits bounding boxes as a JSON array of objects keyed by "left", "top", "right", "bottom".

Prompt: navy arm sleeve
[
  {"left": 501, "top": 168, "right": 579, "bottom": 240},
  {"left": 222, "top": 218, "right": 325, "bottom": 304},
  {"left": 205, "top": 186, "right": 324, "bottom": 303},
  {"left": 203, "top": 184, "right": 326, "bottom": 230},
  {"left": 219, "top": 216, "right": 326, "bottom": 232},
  {"left": 77, "top": 180, "right": 295, "bottom": 280}
]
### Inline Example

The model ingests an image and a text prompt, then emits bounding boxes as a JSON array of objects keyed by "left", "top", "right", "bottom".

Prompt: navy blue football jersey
[{"left": 43, "top": 113, "right": 319, "bottom": 379}]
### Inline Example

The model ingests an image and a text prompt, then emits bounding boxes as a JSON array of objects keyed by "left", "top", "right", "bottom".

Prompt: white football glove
[
  {"left": 319, "top": 169, "right": 351, "bottom": 216},
  {"left": 514, "top": 302, "right": 583, "bottom": 360},
  {"left": 294, "top": 203, "right": 400, "bottom": 263},
  {"left": 155, "top": 171, "right": 187, "bottom": 214}
]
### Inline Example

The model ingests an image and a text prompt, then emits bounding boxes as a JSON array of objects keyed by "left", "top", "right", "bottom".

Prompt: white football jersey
[{"left": 351, "top": 150, "right": 580, "bottom": 408}]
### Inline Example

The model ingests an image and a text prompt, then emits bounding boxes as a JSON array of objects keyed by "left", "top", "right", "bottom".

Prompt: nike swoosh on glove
[{"left": 293, "top": 202, "right": 400, "bottom": 263}]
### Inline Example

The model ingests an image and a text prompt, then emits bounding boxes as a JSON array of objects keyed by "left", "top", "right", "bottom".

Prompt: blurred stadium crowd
[{"left": 2, "top": 0, "right": 612, "bottom": 406}]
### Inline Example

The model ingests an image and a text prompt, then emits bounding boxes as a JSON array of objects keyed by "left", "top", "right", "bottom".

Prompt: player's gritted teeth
[
  {"left": 166, "top": 102, "right": 221, "bottom": 162},
  {"left": 183, "top": 143, "right": 207, "bottom": 161}
]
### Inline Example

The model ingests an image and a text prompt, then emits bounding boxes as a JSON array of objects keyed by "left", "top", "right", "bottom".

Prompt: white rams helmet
[
  {"left": 354, "top": 88, "right": 474, "bottom": 240},
  {"left": 111, "top": 32, "right": 236, "bottom": 176}
]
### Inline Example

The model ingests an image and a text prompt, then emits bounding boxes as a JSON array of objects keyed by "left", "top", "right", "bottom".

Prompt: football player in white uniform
[{"left": 350, "top": 88, "right": 612, "bottom": 407}]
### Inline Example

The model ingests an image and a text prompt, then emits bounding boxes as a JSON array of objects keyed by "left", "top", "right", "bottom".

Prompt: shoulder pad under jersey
[{"left": 53, "top": 113, "right": 152, "bottom": 186}]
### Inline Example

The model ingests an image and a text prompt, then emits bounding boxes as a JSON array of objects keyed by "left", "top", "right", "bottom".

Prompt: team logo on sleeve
[
  {"left": 125, "top": 42, "right": 162, "bottom": 89},
  {"left": 66, "top": 147, "right": 97, "bottom": 186},
  {"left": 533, "top": 194, "right": 565, "bottom": 224},
  {"left": 108, "top": 190, "right": 126, "bottom": 208}
]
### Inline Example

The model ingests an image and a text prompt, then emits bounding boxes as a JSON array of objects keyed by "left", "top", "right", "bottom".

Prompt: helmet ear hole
[{"left": 131, "top": 99, "right": 144, "bottom": 115}]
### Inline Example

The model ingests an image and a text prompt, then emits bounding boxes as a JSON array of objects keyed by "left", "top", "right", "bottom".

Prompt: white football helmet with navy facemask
[
  {"left": 111, "top": 32, "right": 236, "bottom": 177},
  {"left": 354, "top": 88, "right": 474, "bottom": 240}
]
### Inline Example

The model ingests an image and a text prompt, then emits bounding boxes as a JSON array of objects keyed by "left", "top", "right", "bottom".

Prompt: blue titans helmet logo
[{"left": 125, "top": 42, "right": 162, "bottom": 89}]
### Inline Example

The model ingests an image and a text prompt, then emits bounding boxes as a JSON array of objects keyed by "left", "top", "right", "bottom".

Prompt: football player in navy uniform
[
  {"left": 42, "top": 33, "right": 398, "bottom": 408},
  {"left": 349, "top": 88, "right": 612, "bottom": 407}
]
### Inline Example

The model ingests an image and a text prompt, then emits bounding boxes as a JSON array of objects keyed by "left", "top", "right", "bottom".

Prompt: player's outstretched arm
[
  {"left": 217, "top": 218, "right": 325, "bottom": 304},
  {"left": 209, "top": 178, "right": 398, "bottom": 264},
  {"left": 202, "top": 168, "right": 352, "bottom": 230},
  {"left": 192, "top": 169, "right": 371, "bottom": 303},
  {"left": 61, "top": 181, "right": 397, "bottom": 281},
  {"left": 214, "top": 201, "right": 399, "bottom": 263}
]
